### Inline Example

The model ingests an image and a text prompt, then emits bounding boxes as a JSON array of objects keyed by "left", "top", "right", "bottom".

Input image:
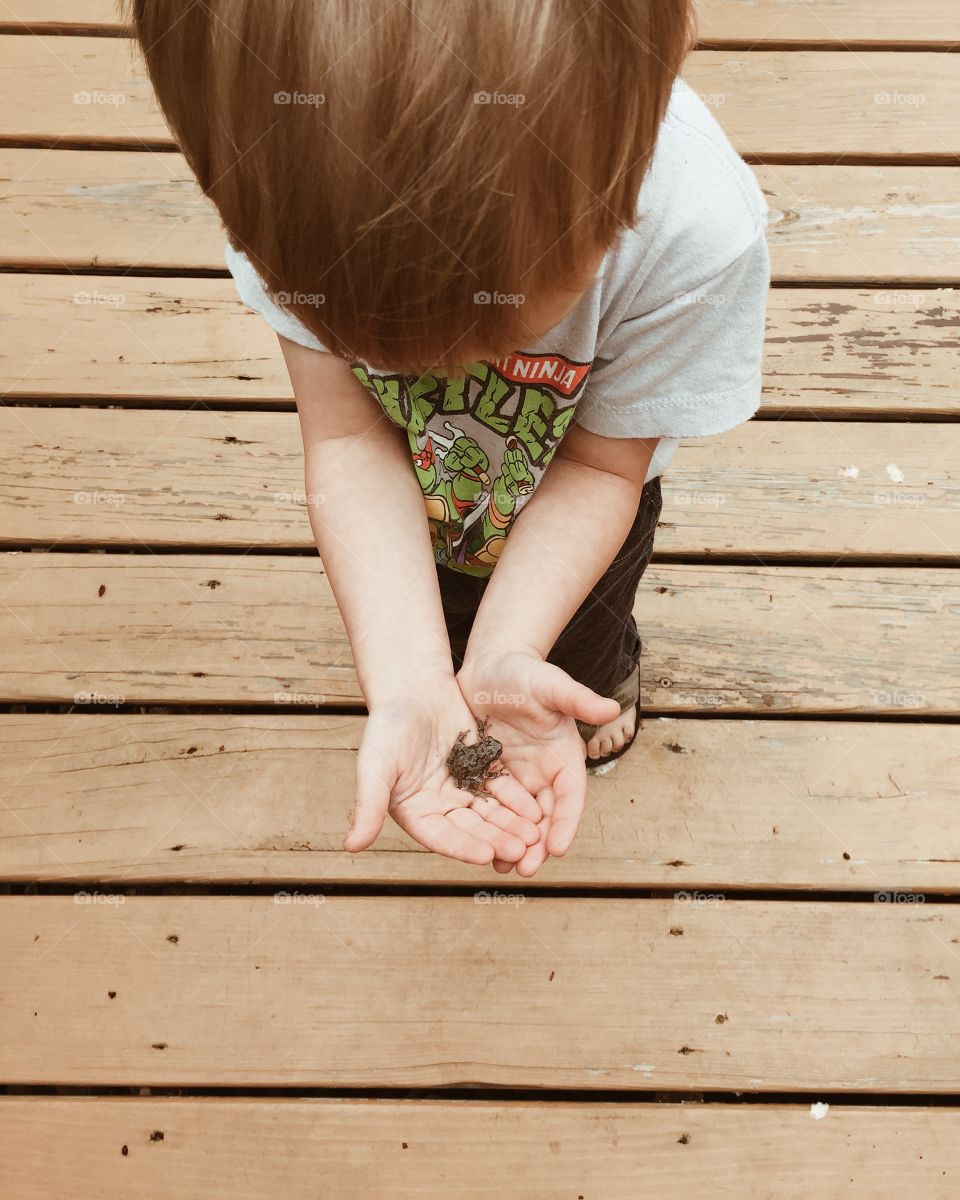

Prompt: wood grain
[
  {"left": 2, "top": 407, "right": 957, "bottom": 558},
  {"left": 2, "top": 895, "right": 959, "bottom": 1089},
  {"left": 0, "top": 35, "right": 165, "bottom": 145},
  {"left": 0, "top": 715, "right": 957, "bottom": 890},
  {"left": 2, "top": 1098, "right": 959, "bottom": 1199},
  {"left": 1, "top": 2, "right": 125, "bottom": 30},
  {"left": 697, "top": 0, "right": 960, "bottom": 47},
  {"left": 3, "top": 275, "right": 958, "bottom": 415},
  {"left": 3, "top": 40, "right": 959, "bottom": 157},
  {"left": 0, "top": 556, "right": 956, "bottom": 713},
  {"left": 7, "top": 1, "right": 959, "bottom": 45},
  {"left": 5, "top": 152, "right": 960, "bottom": 282}
]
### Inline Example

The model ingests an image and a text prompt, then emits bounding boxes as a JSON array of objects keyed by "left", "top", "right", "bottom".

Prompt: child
[{"left": 128, "top": 0, "right": 769, "bottom": 876}]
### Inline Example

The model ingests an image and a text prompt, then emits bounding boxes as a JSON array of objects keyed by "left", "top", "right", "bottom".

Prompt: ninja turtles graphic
[
  {"left": 413, "top": 424, "right": 534, "bottom": 573},
  {"left": 348, "top": 352, "right": 592, "bottom": 576}
]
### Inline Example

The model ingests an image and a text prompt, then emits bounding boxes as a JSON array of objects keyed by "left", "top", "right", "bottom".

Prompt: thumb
[
  {"left": 533, "top": 661, "right": 621, "bottom": 726},
  {"left": 344, "top": 748, "right": 392, "bottom": 853}
]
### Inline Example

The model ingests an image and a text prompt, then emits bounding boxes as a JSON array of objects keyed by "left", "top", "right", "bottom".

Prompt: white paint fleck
[
  {"left": 631, "top": 1063, "right": 656, "bottom": 1073},
  {"left": 810, "top": 1102, "right": 830, "bottom": 1120},
  {"left": 886, "top": 463, "right": 905, "bottom": 483},
  {"left": 839, "top": 465, "right": 859, "bottom": 478}
]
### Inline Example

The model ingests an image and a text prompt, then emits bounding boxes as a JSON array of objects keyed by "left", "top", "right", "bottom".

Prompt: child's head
[{"left": 128, "top": 0, "right": 693, "bottom": 373}]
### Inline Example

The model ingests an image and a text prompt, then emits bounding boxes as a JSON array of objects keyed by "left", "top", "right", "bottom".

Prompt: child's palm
[
  {"left": 348, "top": 680, "right": 542, "bottom": 865},
  {"left": 458, "top": 652, "right": 621, "bottom": 875}
]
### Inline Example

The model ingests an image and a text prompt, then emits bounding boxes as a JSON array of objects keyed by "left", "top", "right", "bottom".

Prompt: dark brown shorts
[{"left": 437, "top": 476, "right": 662, "bottom": 725}]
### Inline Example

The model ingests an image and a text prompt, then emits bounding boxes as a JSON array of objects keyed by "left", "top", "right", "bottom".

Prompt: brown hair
[{"left": 125, "top": 0, "right": 694, "bottom": 373}]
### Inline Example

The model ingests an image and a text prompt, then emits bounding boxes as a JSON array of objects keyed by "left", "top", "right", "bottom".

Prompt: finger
[
  {"left": 535, "top": 662, "right": 621, "bottom": 726},
  {"left": 545, "top": 762, "right": 586, "bottom": 857},
  {"left": 397, "top": 810, "right": 496, "bottom": 866},
  {"left": 345, "top": 745, "right": 394, "bottom": 852},
  {"left": 469, "top": 795, "right": 540, "bottom": 846},
  {"left": 447, "top": 807, "right": 528, "bottom": 863},
  {"left": 483, "top": 770, "right": 542, "bottom": 823},
  {"left": 514, "top": 786, "right": 554, "bottom": 877}
]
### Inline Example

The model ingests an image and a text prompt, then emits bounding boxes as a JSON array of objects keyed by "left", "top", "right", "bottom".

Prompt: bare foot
[{"left": 584, "top": 702, "right": 636, "bottom": 763}]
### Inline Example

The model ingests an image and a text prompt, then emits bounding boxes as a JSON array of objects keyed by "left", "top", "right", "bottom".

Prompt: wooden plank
[
  {"left": 6, "top": 0, "right": 959, "bottom": 45},
  {"left": 2, "top": 894, "right": 959, "bottom": 1089},
  {"left": 760, "top": 164, "right": 960, "bottom": 283},
  {"left": 5, "top": 151, "right": 960, "bottom": 282},
  {"left": 3, "top": 275, "right": 958, "bottom": 414},
  {"left": 0, "top": 36, "right": 165, "bottom": 146},
  {"left": 0, "top": 275, "right": 285, "bottom": 403},
  {"left": 0, "top": 150, "right": 211, "bottom": 269},
  {"left": 0, "top": 3, "right": 125, "bottom": 32},
  {"left": 3, "top": 40, "right": 959, "bottom": 157},
  {"left": 2, "top": 407, "right": 958, "bottom": 559},
  {"left": 685, "top": 52, "right": 960, "bottom": 160},
  {"left": 2, "top": 1099, "right": 960, "bottom": 1200},
  {"left": 697, "top": 0, "right": 960, "bottom": 47},
  {"left": 1, "top": 715, "right": 958, "bottom": 890},
  {"left": 0, "top": 556, "right": 956, "bottom": 713},
  {"left": 762, "top": 288, "right": 960, "bottom": 416}
]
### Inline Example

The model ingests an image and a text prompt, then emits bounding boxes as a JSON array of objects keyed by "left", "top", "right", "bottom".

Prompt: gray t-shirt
[{"left": 225, "top": 79, "right": 770, "bottom": 577}]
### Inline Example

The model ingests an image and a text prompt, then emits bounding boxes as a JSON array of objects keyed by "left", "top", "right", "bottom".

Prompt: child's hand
[
  {"left": 346, "top": 674, "right": 544, "bottom": 866},
  {"left": 457, "top": 651, "right": 621, "bottom": 876}
]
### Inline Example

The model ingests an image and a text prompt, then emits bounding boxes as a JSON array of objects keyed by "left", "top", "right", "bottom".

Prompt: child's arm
[
  {"left": 281, "top": 337, "right": 541, "bottom": 863},
  {"left": 457, "top": 425, "right": 659, "bottom": 873},
  {"left": 284, "top": 336, "right": 451, "bottom": 706},
  {"left": 465, "top": 424, "right": 659, "bottom": 666}
]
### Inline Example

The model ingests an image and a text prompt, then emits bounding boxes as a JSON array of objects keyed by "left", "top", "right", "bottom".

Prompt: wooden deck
[{"left": 1, "top": 2, "right": 959, "bottom": 1194}]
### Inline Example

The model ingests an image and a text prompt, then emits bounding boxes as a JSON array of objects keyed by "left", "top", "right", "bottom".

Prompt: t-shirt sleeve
[
  {"left": 574, "top": 226, "right": 770, "bottom": 440},
  {"left": 223, "top": 242, "right": 331, "bottom": 353}
]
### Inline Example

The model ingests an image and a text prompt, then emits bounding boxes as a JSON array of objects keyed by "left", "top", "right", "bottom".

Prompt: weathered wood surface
[
  {"left": 697, "top": 0, "right": 960, "bottom": 46},
  {"left": 1, "top": 1098, "right": 959, "bottom": 1200},
  {"left": 3, "top": 275, "right": 958, "bottom": 415},
  {"left": 2, "top": 407, "right": 957, "bottom": 559},
  {"left": 0, "top": 1, "right": 126, "bottom": 30},
  {"left": 0, "top": 556, "right": 956, "bottom": 713},
  {"left": 1, "top": 715, "right": 957, "bottom": 890},
  {"left": 2, "top": 895, "right": 959, "bottom": 1089},
  {"left": 7, "top": 1, "right": 959, "bottom": 46},
  {"left": 5, "top": 151, "right": 960, "bottom": 282},
  {"left": 3, "top": 40, "right": 959, "bottom": 157},
  {"left": 0, "top": 35, "right": 164, "bottom": 145}
]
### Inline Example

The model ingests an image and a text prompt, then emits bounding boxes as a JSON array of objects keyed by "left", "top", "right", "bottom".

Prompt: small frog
[{"left": 445, "top": 716, "right": 506, "bottom": 800}]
